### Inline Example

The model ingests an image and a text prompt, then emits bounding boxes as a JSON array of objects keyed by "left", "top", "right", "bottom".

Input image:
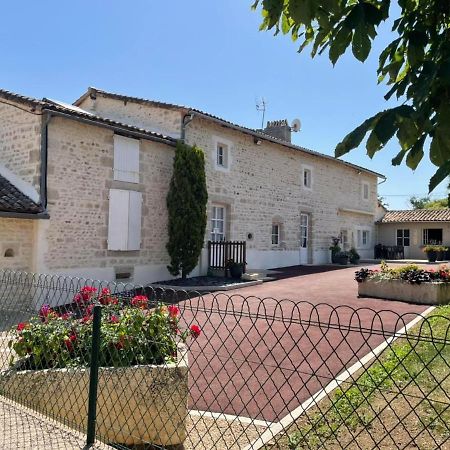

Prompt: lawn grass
[{"left": 268, "top": 306, "right": 450, "bottom": 449}]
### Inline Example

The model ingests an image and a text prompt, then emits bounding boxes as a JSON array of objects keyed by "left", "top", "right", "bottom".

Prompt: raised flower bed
[
  {"left": 356, "top": 263, "right": 450, "bottom": 305},
  {"left": 0, "top": 287, "right": 201, "bottom": 447}
]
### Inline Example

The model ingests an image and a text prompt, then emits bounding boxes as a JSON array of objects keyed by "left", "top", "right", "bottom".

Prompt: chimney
[{"left": 262, "top": 119, "right": 291, "bottom": 143}]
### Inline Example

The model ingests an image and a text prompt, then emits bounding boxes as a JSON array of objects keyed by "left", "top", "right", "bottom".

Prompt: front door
[
  {"left": 300, "top": 213, "right": 309, "bottom": 264},
  {"left": 396, "top": 228, "right": 410, "bottom": 258}
]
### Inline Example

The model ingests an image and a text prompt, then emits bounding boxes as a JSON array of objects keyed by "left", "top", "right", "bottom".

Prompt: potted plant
[
  {"left": 226, "top": 259, "right": 245, "bottom": 279},
  {"left": 436, "top": 246, "right": 449, "bottom": 261},
  {"left": 423, "top": 245, "right": 440, "bottom": 262},
  {"left": 329, "top": 237, "right": 341, "bottom": 263},
  {"left": 335, "top": 251, "right": 349, "bottom": 265},
  {"left": 348, "top": 248, "right": 360, "bottom": 265},
  {"left": 3, "top": 288, "right": 201, "bottom": 447}
]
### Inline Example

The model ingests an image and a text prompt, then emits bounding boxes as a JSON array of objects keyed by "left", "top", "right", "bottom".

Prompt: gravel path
[{"left": 0, "top": 396, "right": 111, "bottom": 450}]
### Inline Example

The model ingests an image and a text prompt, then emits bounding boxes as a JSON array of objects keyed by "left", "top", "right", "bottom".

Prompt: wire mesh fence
[{"left": 0, "top": 269, "right": 450, "bottom": 449}]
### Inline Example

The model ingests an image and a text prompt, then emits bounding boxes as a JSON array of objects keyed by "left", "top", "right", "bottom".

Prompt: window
[
  {"left": 108, "top": 189, "right": 142, "bottom": 251},
  {"left": 397, "top": 229, "right": 410, "bottom": 247},
  {"left": 423, "top": 228, "right": 443, "bottom": 245},
  {"left": 303, "top": 168, "right": 312, "bottom": 189},
  {"left": 211, "top": 205, "right": 226, "bottom": 242},
  {"left": 362, "top": 182, "right": 370, "bottom": 200},
  {"left": 357, "top": 229, "right": 370, "bottom": 249},
  {"left": 272, "top": 224, "right": 280, "bottom": 245},
  {"left": 113, "top": 135, "right": 140, "bottom": 183},
  {"left": 216, "top": 143, "right": 228, "bottom": 169},
  {"left": 300, "top": 214, "right": 308, "bottom": 248}
]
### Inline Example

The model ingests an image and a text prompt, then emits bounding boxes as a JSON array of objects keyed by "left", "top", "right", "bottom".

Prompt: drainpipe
[
  {"left": 40, "top": 111, "right": 51, "bottom": 210},
  {"left": 180, "top": 112, "right": 194, "bottom": 142}
]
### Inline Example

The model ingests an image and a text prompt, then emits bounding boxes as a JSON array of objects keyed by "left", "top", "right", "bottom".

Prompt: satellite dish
[{"left": 291, "top": 118, "right": 301, "bottom": 132}]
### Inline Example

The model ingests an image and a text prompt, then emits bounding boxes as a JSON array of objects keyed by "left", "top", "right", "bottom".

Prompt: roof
[
  {"left": 0, "top": 174, "right": 44, "bottom": 214},
  {"left": 74, "top": 87, "right": 385, "bottom": 180},
  {"left": 378, "top": 209, "right": 450, "bottom": 223},
  {"left": 0, "top": 89, "right": 176, "bottom": 145}
]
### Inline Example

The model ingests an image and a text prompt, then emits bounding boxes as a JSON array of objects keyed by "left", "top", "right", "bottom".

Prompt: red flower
[
  {"left": 190, "top": 325, "right": 201, "bottom": 338},
  {"left": 168, "top": 305, "right": 180, "bottom": 318},
  {"left": 74, "top": 286, "right": 97, "bottom": 304},
  {"left": 16, "top": 322, "right": 28, "bottom": 332},
  {"left": 131, "top": 295, "right": 148, "bottom": 309},
  {"left": 110, "top": 315, "right": 119, "bottom": 324},
  {"left": 64, "top": 333, "right": 77, "bottom": 352},
  {"left": 60, "top": 312, "right": 72, "bottom": 320}
]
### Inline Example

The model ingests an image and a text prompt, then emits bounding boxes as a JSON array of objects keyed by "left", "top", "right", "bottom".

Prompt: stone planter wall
[
  {"left": 0, "top": 345, "right": 189, "bottom": 446},
  {"left": 358, "top": 279, "right": 450, "bottom": 305}
]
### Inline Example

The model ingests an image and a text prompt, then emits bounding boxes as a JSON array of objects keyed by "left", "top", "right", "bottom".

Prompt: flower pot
[
  {"left": 229, "top": 264, "right": 244, "bottom": 279},
  {"left": 336, "top": 255, "right": 349, "bottom": 265},
  {"left": 427, "top": 251, "right": 438, "bottom": 263},
  {"left": 0, "top": 345, "right": 189, "bottom": 446},
  {"left": 350, "top": 257, "right": 360, "bottom": 265}
]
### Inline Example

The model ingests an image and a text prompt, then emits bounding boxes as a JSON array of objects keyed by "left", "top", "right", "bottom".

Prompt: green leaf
[
  {"left": 429, "top": 161, "right": 450, "bottom": 193},
  {"left": 391, "top": 149, "right": 408, "bottom": 166},
  {"left": 335, "top": 114, "right": 379, "bottom": 157},
  {"left": 366, "top": 131, "right": 382, "bottom": 157},
  {"left": 352, "top": 23, "right": 371, "bottom": 62},
  {"left": 288, "top": 0, "right": 315, "bottom": 25},
  {"left": 405, "top": 136, "right": 425, "bottom": 169},
  {"left": 373, "top": 110, "right": 398, "bottom": 145},
  {"left": 363, "top": 3, "right": 383, "bottom": 25},
  {"left": 344, "top": 4, "right": 364, "bottom": 30},
  {"left": 329, "top": 26, "right": 352, "bottom": 65}
]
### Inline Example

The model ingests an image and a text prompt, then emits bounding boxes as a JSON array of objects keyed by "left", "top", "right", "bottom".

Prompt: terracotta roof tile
[
  {"left": 0, "top": 174, "right": 43, "bottom": 214},
  {"left": 379, "top": 209, "right": 450, "bottom": 223}
]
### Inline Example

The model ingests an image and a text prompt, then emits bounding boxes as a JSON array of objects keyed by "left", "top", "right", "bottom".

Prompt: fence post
[{"left": 86, "top": 304, "right": 102, "bottom": 446}]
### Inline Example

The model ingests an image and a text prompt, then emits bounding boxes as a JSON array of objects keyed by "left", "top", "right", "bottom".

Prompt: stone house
[
  {"left": 377, "top": 209, "right": 450, "bottom": 259},
  {"left": 0, "top": 87, "right": 384, "bottom": 283}
]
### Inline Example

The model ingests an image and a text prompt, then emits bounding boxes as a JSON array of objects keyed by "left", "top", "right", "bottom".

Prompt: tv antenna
[{"left": 256, "top": 97, "right": 267, "bottom": 129}]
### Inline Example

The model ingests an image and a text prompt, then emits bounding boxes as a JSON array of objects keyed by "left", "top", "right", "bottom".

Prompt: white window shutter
[
  {"left": 113, "top": 135, "right": 140, "bottom": 183},
  {"left": 127, "top": 191, "right": 142, "bottom": 250},
  {"left": 108, "top": 189, "right": 142, "bottom": 251},
  {"left": 108, "top": 189, "right": 130, "bottom": 250}
]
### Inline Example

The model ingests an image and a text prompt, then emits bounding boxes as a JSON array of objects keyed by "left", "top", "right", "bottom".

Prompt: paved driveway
[{"left": 181, "top": 265, "right": 429, "bottom": 422}]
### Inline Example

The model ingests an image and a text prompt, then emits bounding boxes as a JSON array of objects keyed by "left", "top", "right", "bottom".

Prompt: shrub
[
  {"left": 166, "top": 141, "right": 208, "bottom": 279},
  {"left": 9, "top": 288, "right": 201, "bottom": 370}
]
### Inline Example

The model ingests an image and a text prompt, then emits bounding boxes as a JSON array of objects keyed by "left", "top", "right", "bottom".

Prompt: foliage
[
  {"left": 355, "top": 262, "right": 450, "bottom": 284},
  {"left": 253, "top": 0, "right": 450, "bottom": 192},
  {"left": 166, "top": 141, "right": 208, "bottom": 279},
  {"left": 348, "top": 247, "right": 360, "bottom": 263},
  {"left": 9, "top": 287, "right": 201, "bottom": 370},
  {"left": 423, "top": 245, "right": 448, "bottom": 253},
  {"left": 410, "top": 196, "right": 449, "bottom": 209},
  {"left": 329, "top": 236, "right": 341, "bottom": 254}
]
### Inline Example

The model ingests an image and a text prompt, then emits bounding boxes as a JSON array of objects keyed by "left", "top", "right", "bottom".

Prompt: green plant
[
  {"left": 349, "top": 248, "right": 360, "bottom": 263},
  {"left": 9, "top": 287, "right": 201, "bottom": 370},
  {"left": 423, "top": 245, "right": 440, "bottom": 253},
  {"left": 166, "top": 141, "right": 208, "bottom": 279}
]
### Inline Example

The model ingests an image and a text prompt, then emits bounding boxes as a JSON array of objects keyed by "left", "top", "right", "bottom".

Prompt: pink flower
[
  {"left": 38, "top": 304, "right": 56, "bottom": 322},
  {"left": 190, "top": 325, "right": 201, "bottom": 338},
  {"left": 168, "top": 305, "right": 180, "bottom": 318},
  {"left": 60, "top": 312, "right": 72, "bottom": 320}
]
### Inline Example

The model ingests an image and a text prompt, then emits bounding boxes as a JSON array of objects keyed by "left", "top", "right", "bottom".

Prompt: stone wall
[
  {"left": 78, "top": 94, "right": 182, "bottom": 139},
  {"left": 40, "top": 117, "right": 175, "bottom": 283},
  {"left": 185, "top": 117, "right": 378, "bottom": 263},
  {"left": 0, "top": 218, "right": 35, "bottom": 271},
  {"left": 74, "top": 94, "right": 380, "bottom": 267},
  {"left": 0, "top": 99, "right": 42, "bottom": 191}
]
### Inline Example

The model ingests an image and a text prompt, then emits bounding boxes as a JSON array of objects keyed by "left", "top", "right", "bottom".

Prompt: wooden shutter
[
  {"left": 113, "top": 135, "right": 140, "bottom": 183},
  {"left": 108, "top": 189, "right": 142, "bottom": 250}
]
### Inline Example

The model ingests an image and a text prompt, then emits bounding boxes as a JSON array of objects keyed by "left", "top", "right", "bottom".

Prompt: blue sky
[{"left": 1, "top": 1, "right": 444, "bottom": 208}]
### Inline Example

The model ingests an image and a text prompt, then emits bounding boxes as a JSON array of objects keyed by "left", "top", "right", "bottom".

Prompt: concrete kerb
[{"left": 243, "top": 305, "right": 436, "bottom": 450}]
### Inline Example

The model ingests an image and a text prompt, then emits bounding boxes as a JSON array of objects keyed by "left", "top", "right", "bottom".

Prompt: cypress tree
[{"left": 166, "top": 141, "right": 208, "bottom": 279}]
